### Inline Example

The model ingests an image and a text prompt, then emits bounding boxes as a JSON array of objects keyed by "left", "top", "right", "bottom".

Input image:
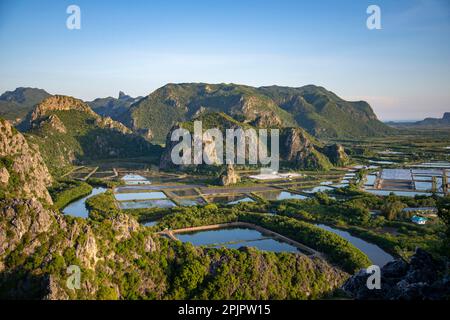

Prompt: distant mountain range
[
  {"left": 1, "top": 84, "right": 395, "bottom": 143},
  {"left": 18, "top": 95, "right": 161, "bottom": 175},
  {"left": 87, "top": 91, "right": 143, "bottom": 122},
  {"left": 117, "top": 83, "right": 394, "bottom": 143},
  {"left": 0, "top": 87, "right": 51, "bottom": 123},
  {"left": 386, "top": 113, "right": 450, "bottom": 128},
  {"left": 159, "top": 112, "right": 350, "bottom": 171}
]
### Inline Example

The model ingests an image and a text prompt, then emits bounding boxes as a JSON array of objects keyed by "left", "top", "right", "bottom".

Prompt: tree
[
  {"left": 437, "top": 195, "right": 450, "bottom": 249},
  {"left": 381, "top": 200, "right": 406, "bottom": 221}
]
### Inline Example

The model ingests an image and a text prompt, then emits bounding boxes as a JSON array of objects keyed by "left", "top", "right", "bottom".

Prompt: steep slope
[
  {"left": 0, "top": 118, "right": 53, "bottom": 204},
  {"left": 0, "top": 198, "right": 348, "bottom": 299},
  {"left": 259, "top": 85, "right": 394, "bottom": 138},
  {"left": 0, "top": 87, "right": 51, "bottom": 123},
  {"left": 122, "top": 83, "right": 298, "bottom": 143},
  {"left": 413, "top": 112, "right": 450, "bottom": 127},
  {"left": 0, "top": 128, "right": 348, "bottom": 299},
  {"left": 160, "top": 112, "right": 347, "bottom": 171},
  {"left": 123, "top": 83, "right": 392, "bottom": 143},
  {"left": 87, "top": 91, "right": 143, "bottom": 122},
  {"left": 19, "top": 95, "right": 161, "bottom": 175}
]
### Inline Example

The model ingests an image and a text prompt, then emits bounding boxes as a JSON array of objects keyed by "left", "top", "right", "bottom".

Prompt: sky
[{"left": 0, "top": 0, "right": 449, "bottom": 121}]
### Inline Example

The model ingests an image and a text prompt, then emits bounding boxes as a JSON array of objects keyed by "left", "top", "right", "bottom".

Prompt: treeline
[
  {"left": 154, "top": 204, "right": 370, "bottom": 273},
  {"left": 238, "top": 213, "right": 371, "bottom": 273},
  {"left": 49, "top": 180, "right": 93, "bottom": 209}
]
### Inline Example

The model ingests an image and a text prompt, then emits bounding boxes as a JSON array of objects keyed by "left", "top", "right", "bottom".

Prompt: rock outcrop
[
  {"left": 320, "top": 143, "right": 349, "bottom": 166},
  {"left": 21, "top": 95, "right": 131, "bottom": 134},
  {"left": 220, "top": 164, "right": 241, "bottom": 186},
  {"left": 17, "top": 95, "right": 160, "bottom": 173},
  {"left": 280, "top": 128, "right": 332, "bottom": 170},
  {"left": 0, "top": 198, "right": 55, "bottom": 261},
  {"left": 342, "top": 248, "right": 450, "bottom": 300},
  {"left": 0, "top": 118, "right": 53, "bottom": 203},
  {"left": 160, "top": 113, "right": 344, "bottom": 171}
]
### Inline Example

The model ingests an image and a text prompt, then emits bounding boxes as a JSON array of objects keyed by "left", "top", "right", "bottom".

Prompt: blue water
[
  {"left": 315, "top": 224, "right": 394, "bottom": 267},
  {"left": 177, "top": 227, "right": 299, "bottom": 253},
  {"left": 114, "top": 191, "right": 167, "bottom": 201},
  {"left": 62, "top": 187, "right": 107, "bottom": 218},
  {"left": 119, "top": 199, "right": 176, "bottom": 209},
  {"left": 258, "top": 191, "right": 309, "bottom": 201}
]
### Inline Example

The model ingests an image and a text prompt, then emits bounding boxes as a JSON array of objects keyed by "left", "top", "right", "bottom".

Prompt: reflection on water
[
  {"left": 177, "top": 228, "right": 300, "bottom": 253},
  {"left": 414, "top": 181, "right": 433, "bottom": 191},
  {"left": 315, "top": 224, "right": 394, "bottom": 267},
  {"left": 205, "top": 194, "right": 255, "bottom": 204},
  {"left": 257, "top": 191, "right": 309, "bottom": 201},
  {"left": 177, "top": 198, "right": 207, "bottom": 206},
  {"left": 121, "top": 174, "right": 151, "bottom": 185},
  {"left": 365, "top": 189, "right": 433, "bottom": 197},
  {"left": 365, "top": 175, "right": 377, "bottom": 186},
  {"left": 143, "top": 221, "right": 158, "bottom": 227},
  {"left": 304, "top": 186, "right": 334, "bottom": 193},
  {"left": 63, "top": 187, "right": 107, "bottom": 218},
  {"left": 119, "top": 199, "right": 176, "bottom": 209},
  {"left": 171, "top": 189, "right": 199, "bottom": 197},
  {"left": 227, "top": 197, "right": 255, "bottom": 205},
  {"left": 114, "top": 192, "right": 166, "bottom": 201}
]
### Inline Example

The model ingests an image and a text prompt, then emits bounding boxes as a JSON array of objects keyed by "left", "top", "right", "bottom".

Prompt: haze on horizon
[{"left": 0, "top": 0, "right": 449, "bottom": 121}]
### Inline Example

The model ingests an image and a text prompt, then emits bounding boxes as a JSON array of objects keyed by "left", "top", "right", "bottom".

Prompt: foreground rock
[
  {"left": 342, "top": 248, "right": 450, "bottom": 300},
  {"left": 220, "top": 164, "right": 241, "bottom": 186},
  {"left": 0, "top": 118, "right": 53, "bottom": 203}
]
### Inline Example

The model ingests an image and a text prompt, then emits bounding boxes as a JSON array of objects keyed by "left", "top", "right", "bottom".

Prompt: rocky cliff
[
  {"left": 0, "top": 191, "right": 347, "bottom": 300},
  {"left": 160, "top": 114, "right": 348, "bottom": 171},
  {"left": 342, "top": 248, "right": 450, "bottom": 300},
  {"left": 0, "top": 118, "right": 53, "bottom": 203},
  {"left": 20, "top": 95, "right": 130, "bottom": 134},
  {"left": 280, "top": 128, "right": 333, "bottom": 170},
  {"left": 18, "top": 95, "right": 161, "bottom": 174},
  {"left": 320, "top": 144, "right": 350, "bottom": 167},
  {"left": 220, "top": 164, "right": 241, "bottom": 186},
  {"left": 0, "top": 87, "right": 51, "bottom": 123},
  {"left": 120, "top": 83, "right": 392, "bottom": 143}
]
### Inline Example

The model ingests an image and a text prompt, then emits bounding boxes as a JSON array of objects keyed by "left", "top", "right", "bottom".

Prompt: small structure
[
  {"left": 402, "top": 207, "right": 438, "bottom": 217},
  {"left": 411, "top": 215, "right": 428, "bottom": 225}
]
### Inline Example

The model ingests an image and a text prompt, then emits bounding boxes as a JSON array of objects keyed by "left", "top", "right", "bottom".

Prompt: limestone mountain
[
  {"left": 160, "top": 112, "right": 348, "bottom": 171},
  {"left": 0, "top": 87, "right": 51, "bottom": 124},
  {"left": 19, "top": 95, "right": 161, "bottom": 175},
  {"left": 121, "top": 83, "right": 298, "bottom": 143},
  {"left": 386, "top": 112, "right": 450, "bottom": 128},
  {"left": 258, "top": 85, "right": 394, "bottom": 138},
  {"left": 412, "top": 112, "right": 450, "bottom": 127},
  {"left": 120, "top": 83, "right": 392, "bottom": 143},
  {"left": 0, "top": 118, "right": 53, "bottom": 204},
  {"left": 87, "top": 91, "right": 143, "bottom": 122}
]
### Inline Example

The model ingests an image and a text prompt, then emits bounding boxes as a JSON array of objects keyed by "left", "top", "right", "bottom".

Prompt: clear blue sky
[{"left": 0, "top": 0, "right": 449, "bottom": 120}]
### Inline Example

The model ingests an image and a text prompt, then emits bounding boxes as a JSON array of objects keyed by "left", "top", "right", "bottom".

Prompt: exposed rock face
[
  {"left": 124, "top": 83, "right": 391, "bottom": 143},
  {"left": 0, "top": 167, "right": 9, "bottom": 185},
  {"left": 21, "top": 95, "right": 131, "bottom": 134},
  {"left": 280, "top": 128, "right": 332, "bottom": 170},
  {"left": 40, "top": 114, "right": 67, "bottom": 133},
  {"left": 220, "top": 164, "right": 241, "bottom": 186},
  {"left": 75, "top": 227, "right": 99, "bottom": 269},
  {"left": 342, "top": 248, "right": 450, "bottom": 300},
  {"left": 160, "top": 113, "right": 340, "bottom": 170},
  {"left": 0, "top": 119, "right": 53, "bottom": 203},
  {"left": 111, "top": 213, "right": 140, "bottom": 241},
  {"left": 32, "top": 95, "right": 97, "bottom": 121},
  {"left": 0, "top": 198, "right": 55, "bottom": 258},
  {"left": 16, "top": 95, "right": 159, "bottom": 173},
  {"left": 281, "top": 128, "right": 315, "bottom": 161},
  {"left": 320, "top": 144, "right": 349, "bottom": 166}
]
